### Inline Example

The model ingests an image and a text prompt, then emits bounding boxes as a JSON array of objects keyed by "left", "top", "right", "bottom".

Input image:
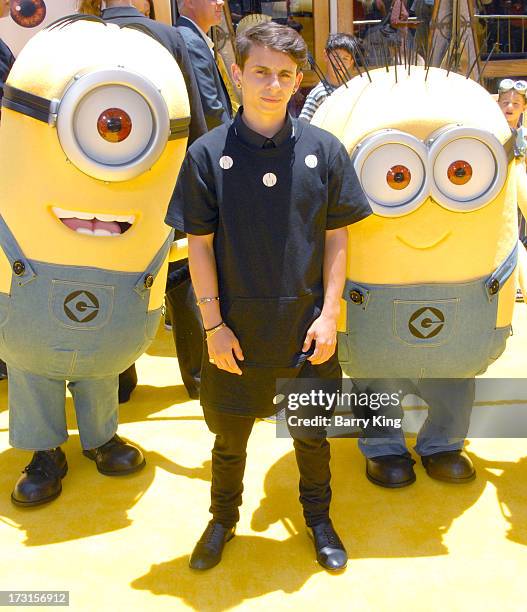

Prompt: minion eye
[
  {"left": 56, "top": 69, "right": 171, "bottom": 182},
  {"left": 11, "top": 0, "right": 46, "bottom": 28},
  {"left": 429, "top": 127, "right": 508, "bottom": 212},
  {"left": 73, "top": 85, "right": 154, "bottom": 165},
  {"left": 352, "top": 131, "right": 428, "bottom": 217}
]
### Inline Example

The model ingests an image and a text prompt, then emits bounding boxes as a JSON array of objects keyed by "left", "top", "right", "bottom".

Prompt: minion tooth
[
  {"left": 52, "top": 206, "right": 93, "bottom": 220},
  {"left": 53, "top": 207, "right": 135, "bottom": 225},
  {"left": 94, "top": 213, "right": 117, "bottom": 222}
]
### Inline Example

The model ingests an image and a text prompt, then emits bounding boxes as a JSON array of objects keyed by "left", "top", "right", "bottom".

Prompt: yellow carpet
[{"left": 1, "top": 310, "right": 527, "bottom": 611}]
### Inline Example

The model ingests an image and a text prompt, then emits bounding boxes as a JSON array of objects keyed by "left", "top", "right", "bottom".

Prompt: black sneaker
[
  {"left": 11, "top": 448, "right": 68, "bottom": 507},
  {"left": 189, "top": 521, "right": 236, "bottom": 570},
  {"left": 308, "top": 520, "right": 348, "bottom": 571}
]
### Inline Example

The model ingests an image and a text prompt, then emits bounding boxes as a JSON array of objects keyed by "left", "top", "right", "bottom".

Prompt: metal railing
[{"left": 475, "top": 13, "right": 527, "bottom": 55}]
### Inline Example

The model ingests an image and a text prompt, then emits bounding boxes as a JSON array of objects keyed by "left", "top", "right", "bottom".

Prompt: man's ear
[
  {"left": 231, "top": 63, "right": 242, "bottom": 87},
  {"left": 295, "top": 70, "right": 304, "bottom": 91}
]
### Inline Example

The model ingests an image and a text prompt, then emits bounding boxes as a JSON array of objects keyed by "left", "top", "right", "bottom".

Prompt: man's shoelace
[
  {"left": 24, "top": 451, "right": 61, "bottom": 477},
  {"left": 202, "top": 523, "right": 226, "bottom": 546},
  {"left": 317, "top": 524, "right": 340, "bottom": 548}
]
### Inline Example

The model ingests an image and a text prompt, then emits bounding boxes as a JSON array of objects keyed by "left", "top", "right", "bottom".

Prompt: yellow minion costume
[
  {"left": 313, "top": 66, "right": 521, "bottom": 485},
  {"left": 0, "top": 15, "right": 189, "bottom": 505}
]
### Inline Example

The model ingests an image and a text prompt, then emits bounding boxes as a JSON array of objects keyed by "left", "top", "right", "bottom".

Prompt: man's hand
[
  {"left": 302, "top": 314, "right": 337, "bottom": 365},
  {"left": 207, "top": 325, "right": 244, "bottom": 375}
]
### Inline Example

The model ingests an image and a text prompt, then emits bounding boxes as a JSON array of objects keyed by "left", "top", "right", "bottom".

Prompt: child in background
[
  {"left": 299, "top": 33, "right": 359, "bottom": 122},
  {"left": 497, "top": 78, "right": 527, "bottom": 301}
]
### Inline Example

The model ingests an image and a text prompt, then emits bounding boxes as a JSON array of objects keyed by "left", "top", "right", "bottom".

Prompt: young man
[
  {"left": 166, "top": 22, "right": 371, "bottom": 571},
  {"left": 299, "top": 32, "right": 359, "bottom": 123}
]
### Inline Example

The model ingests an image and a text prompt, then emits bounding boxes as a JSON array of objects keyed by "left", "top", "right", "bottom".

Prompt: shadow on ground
[
  {"left": 131, "top": 438, "right": 527, "bottom": 610},
  {"left": 0, "top": 436, "right": 198, "bottom": 547}
]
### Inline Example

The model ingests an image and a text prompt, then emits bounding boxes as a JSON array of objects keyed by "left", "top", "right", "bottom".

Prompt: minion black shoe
[
  {"left": 189, "top": 521, "right": 236, "bottom": 570},
  {"left": 366, "top": 454, "right": 416, "bottom": 488},
  {"left": 83, "top": 434, "right": 145, "bottom": 475},
  {"left": 308, "top": 520, "right": 348, "bottom": 571},
  {"left": 11, "top": 448, "right": 67, "bottom": 507},
  {"left": 421, "top": 450, "right": 476, "bottom": 483}
]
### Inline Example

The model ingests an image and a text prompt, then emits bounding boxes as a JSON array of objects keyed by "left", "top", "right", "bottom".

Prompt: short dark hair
[
  {"left": 148, "top": 0, "right": 156, "bottom": 19},
  {"left": 326, "top": 32, "right": 360, "bottom": 58},
  {"left": 235, "top": 21, "right": 308, "bottom": 71}
]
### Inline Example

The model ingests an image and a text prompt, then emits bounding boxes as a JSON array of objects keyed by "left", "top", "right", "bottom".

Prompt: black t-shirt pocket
[{"left": 225, "top": 293, "right": 320, "bottom": 367}]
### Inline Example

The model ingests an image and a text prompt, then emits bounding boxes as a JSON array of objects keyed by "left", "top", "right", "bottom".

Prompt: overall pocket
[
  {"left": 393, "top": 298, "right": 459, "bottom": 347},
  {"left": 49, "top": 280, "right": 114, "bottom": 330},
  {"left": 225, "top": 293, "right": 320, "bottom": 367},
  {"left": 145, "top": 307, "right": 163, "bottom": 344},
  {"left": 488, "top": 325, "right": 512, "bottom": 364},
  {"left": 0, "top": 292, "right": 9, "bottom": 328}
]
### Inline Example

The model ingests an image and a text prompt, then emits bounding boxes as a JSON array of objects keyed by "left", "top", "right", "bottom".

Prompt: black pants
[
  {"left": 202, "top": 356, "right": 341, "bottom": 529},
  {"left": 204, "top": 408, "right": 331, "bottom": 528},
  {"left": 165, "top": 260, "right": 203, "bottom": 397}
]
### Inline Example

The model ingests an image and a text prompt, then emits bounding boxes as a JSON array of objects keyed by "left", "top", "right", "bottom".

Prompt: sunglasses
[{"left": 498, "top": 79, "right": 527, "bottom": 96}]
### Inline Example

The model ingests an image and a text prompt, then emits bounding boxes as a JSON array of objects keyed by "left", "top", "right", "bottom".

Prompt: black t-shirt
[{"left": 166, "top": 111, "right": 371, "bottom": 370}]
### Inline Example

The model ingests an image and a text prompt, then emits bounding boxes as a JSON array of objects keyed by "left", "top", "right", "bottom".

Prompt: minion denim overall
[
  {"left": 0, "top": 215, "right": 171, "bottom": 451},
  {"left": 339, "top": 246, "right": 517, "bottom": 457}
]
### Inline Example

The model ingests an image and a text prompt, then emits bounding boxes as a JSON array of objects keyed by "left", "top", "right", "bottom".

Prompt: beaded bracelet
[
  {"left": 205, "top": 321, "right": 226, "bottom": 339},
  {"left": 196, "top": 296, "right": 219, "bottom": 306}
]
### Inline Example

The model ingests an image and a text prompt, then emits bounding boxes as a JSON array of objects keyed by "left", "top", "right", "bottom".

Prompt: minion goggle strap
[
  {"left": 1, "top": 70, "right": 190, "bottom": 183},
  {"left": 1, "top": 84, "right": 59, "bottom": 124},
  {"left": 352, "top": 126, "right": 515, "bottom": 218}
]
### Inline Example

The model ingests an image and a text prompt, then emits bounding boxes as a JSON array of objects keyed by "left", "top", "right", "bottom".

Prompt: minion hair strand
[{"left": 46, "top": 13, "right": 107, "bottom": 31}]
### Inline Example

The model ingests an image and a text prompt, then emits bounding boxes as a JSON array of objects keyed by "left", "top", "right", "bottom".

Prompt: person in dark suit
[
  {"left": 80, "top": 0, "right": 208, "bottom": 400},
  {"left": 176, "top": 0, "right": 232, "bottom": 130},
  {"left": 99, "top": 1, "right": 207, "bottom": 144}
]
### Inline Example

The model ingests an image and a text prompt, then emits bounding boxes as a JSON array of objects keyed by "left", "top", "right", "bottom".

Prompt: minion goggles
[
  {"left": 353, "top": 126, "right": 515, "bottom": 217},
  {"left": 1, "top": 67, "right": 190, "bottom": 183}
]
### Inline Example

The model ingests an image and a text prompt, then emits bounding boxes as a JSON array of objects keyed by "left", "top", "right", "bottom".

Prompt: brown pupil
[
  {"left": 106, "top": 117, "right": 122, "bottom": 133},
  {"left": 386, "top": 165, "right": 411, "bottom": 190},
  {"left": 447, "top": 160, "right": 472, "bottom": 185},
  {"left": 97, "top": 108, "right": 132, "bottom": 143}
]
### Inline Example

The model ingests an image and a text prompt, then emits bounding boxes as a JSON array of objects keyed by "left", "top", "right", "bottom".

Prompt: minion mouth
[
  {"left": 52, "top": 207, "right": 135, "bottom": 236},
  {"left": 396, "top": 232, "right": 451, "bottom": 250}
]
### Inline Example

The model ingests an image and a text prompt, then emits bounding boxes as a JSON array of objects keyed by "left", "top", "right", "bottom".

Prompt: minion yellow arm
[
  {"left": 514, "top": 160, "right": 527, "bottom": 303},
  {"left": 169, "top": 237, "right": 189, "bottom": 262},
  {"left": 516, "top": 159, "right": 527, "bottom": 219},
  {"left": 517, "top": 241, "right": 527, "bottom": 303}
]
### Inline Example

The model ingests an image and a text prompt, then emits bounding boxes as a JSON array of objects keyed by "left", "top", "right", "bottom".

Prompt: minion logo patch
[
  {"left": 408, "top": 307, "right": 445, "bottom": 339},
  {"left": 394, "top": 299, "right": 456, "bottom": 346},
  {"left": 64, "top": 290, "right": 100, "bottom": 323}
]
